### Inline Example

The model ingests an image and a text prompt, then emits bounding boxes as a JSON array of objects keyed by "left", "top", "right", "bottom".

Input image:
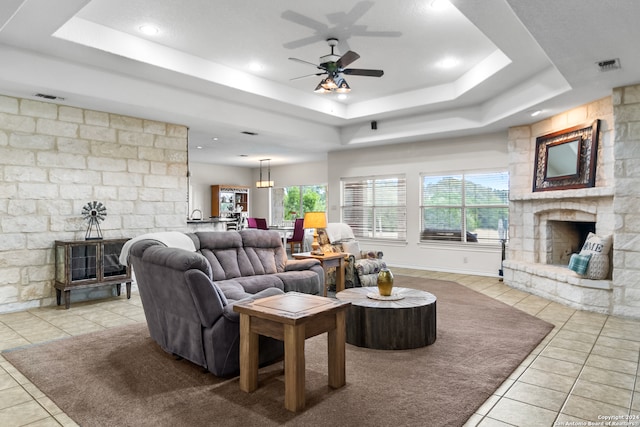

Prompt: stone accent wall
[
  {"left": 611, "top": 84, "right": 640, "bottom": 317},
  {"left": 0, "top": 95, "right": 188, "bottom": 312}
]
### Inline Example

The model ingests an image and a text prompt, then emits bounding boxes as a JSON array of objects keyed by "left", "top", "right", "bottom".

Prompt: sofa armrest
[
  {"left": 357, "top": 250, "right": 383, "bottom": 260},
  {"left": 222, "top": 287, "right": 284, "bottom": 323},
  {"left": 185, "top": 269, "right": 226, "bottom": 328},
  {"left": 284, "top": 258, "right": 320, "bottom": 271}
]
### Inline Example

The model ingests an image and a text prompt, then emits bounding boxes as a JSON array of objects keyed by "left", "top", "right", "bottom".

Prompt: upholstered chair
[{"left": 316, "top": 223, "right": 386, "bottom": 291}]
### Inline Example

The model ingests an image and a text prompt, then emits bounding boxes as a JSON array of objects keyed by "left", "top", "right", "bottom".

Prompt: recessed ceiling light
[
  {"left": 531, "top": 110, "right": 543, "bottom": 117},
  {"left": 249, "top": 62, "right": 264, "bottom": 72},
  {"left": 430, "top": 0, "right": 450, "bottom": 10},
  {"left": 212, "top": 137, "right": 218, "bottom": 141},
  {"left": 139, "top": 25, "right": 159, "bottom": 35},
  {"left": 196, "top": 145, "right": 203, "bottom": 149},
  {"left": 436, "top": 57, "right": 459, "bottom": 69}
]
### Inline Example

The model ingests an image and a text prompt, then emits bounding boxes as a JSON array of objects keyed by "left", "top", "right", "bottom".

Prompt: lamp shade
[
  {"left": 256, "top": 158, "right": 273, "bottom": 188},
  {"left": 303, "top": 212, "right": 327, "bottom": 229}
]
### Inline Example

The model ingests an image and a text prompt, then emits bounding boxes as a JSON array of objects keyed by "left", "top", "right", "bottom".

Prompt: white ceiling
[{"left": 0, "top": 0, "right": 638, "bottom": 167}]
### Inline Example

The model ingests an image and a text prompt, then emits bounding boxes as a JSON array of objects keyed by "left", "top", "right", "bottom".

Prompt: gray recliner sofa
[{"left": 129, "top": 229, "right": 324, "bottom": 377}]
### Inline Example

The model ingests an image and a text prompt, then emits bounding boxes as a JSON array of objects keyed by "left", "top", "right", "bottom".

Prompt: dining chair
[
  {"left": 286, "top": 218, "right": 305, "bottom": 254},
  {"left": 255, "top": 218, "right": 268, "bottom": 230},
  {"left": 247, "top": 217, "right": 258, "bottom": 228}
]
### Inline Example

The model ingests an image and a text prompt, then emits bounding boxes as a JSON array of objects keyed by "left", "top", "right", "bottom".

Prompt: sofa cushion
[
  {"left": 214, "top": 279, "right": 250, "bottom": 302},
  {"left": 240, "top": 229, "right": 287, "bottom": 273},
  {"left": 195, "top": 231, "right": 244, "bottom": 280},
  {"left": 234, "top": 275, "right": 285, "bottom": 294},
  {"left": 274, "top": 270, "right": 322, "bottom": 295}
]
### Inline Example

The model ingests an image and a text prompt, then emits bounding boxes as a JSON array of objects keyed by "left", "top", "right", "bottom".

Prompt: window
[
  {"left": 271, "top": 185, "right": 326, "bottom": 225},
  {"left": 341, "top": 175, "right": 406, "bottom": 240},
  {"left": 420, "top": 171, "right": 508, "bottom": 244}
]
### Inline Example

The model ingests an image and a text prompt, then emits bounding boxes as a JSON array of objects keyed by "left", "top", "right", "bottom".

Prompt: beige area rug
[{"left": 3, "top": 276, "right": 553, "bottom": 427}]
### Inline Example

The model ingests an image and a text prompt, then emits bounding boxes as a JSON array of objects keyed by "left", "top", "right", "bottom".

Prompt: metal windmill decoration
[{"left": 81, "top": 201, "right": 107, "bottom": 240}]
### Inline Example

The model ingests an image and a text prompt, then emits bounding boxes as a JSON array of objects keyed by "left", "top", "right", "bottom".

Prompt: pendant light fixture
[{"left": 256, "top": 158, "right": 274, "bottom": 188}]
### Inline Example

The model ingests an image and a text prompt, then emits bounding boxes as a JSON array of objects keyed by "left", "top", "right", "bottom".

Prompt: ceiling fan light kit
[{"left": 290, "top": 38, "right": 383, "bottom": 94}]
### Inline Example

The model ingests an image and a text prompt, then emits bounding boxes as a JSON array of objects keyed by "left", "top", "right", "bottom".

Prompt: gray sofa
[{"left": 129, "top": 229, "right": 324, "bottom": 377}]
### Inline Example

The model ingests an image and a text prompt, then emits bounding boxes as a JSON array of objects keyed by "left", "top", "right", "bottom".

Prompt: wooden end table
[
  {"left": 292, "top": 252, "right": 347, "bottom": 296},
  {"left": 233, "top": 292, "right": 351, "bottom": 412}
]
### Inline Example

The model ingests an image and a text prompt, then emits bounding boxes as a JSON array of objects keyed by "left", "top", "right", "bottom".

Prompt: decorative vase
[{"left": 377, "top": 268, "right": 394, "bottom": 296}]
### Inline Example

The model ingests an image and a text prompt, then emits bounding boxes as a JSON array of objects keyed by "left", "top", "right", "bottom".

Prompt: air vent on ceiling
[
  {"left": 241, "top": 131, "right": 258, "bottom": 136},
  {"left": 596, "top": 58, "right": 621, "bottom": 72},
  {"left": 34, "top": 93, "right": 65, "bottom": 100}
]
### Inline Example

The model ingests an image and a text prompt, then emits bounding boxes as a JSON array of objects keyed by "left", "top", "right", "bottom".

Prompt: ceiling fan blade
[
  {"left": 281, "top": 10, "right": 329, "bottom": 32},
  {"left": 342, "top": 68, "right": 384, "bottom": 77},
  {"left": 290, "top": 72, "right": 326, "bottom": 81},
  {"left": 336, "top": 51, "right": 360, "bottom": 69},
  {"left": 327, "top": 1, "right": 374, "bottom": 25},
  {"left": 283, "top": 34, "right": 326, "bottom": 50},
  {"left": 351, "top": 29, "right": 403, "bottom": 38},
  {"left": 288, "top": 57, "right": 326, "bottom": 71}
]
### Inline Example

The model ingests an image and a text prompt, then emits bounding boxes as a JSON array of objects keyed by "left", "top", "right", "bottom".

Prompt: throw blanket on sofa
[
  {"left": 324, "top": 222, "right": 355, "bottom": 243},
  {"left": 119, "top": 231, "right": 196, "bottom": 265}
]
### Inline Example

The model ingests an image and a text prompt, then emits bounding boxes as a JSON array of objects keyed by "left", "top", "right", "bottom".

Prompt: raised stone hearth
[{"left": 503, "top": 189, "right": 614, "bottom": 313}]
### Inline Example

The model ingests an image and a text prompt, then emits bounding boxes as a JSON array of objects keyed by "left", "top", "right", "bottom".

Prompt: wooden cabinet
[
  {"left": 54, "top": 238, "right": 132, "bottom": 309},
  {"left": 211, "top": 185, "right": 249, "bottom": 217}
]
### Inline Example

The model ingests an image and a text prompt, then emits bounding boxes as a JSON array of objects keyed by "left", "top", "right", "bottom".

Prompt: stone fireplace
[
  {"left": 540, "top": 214, "right": 595, "bottom": 266},
  {"left": 547, "top": 220, "right": 595, "bottom": 265},
  {"left": 500, "top": 90, "right": 638, "bottom": 316}
]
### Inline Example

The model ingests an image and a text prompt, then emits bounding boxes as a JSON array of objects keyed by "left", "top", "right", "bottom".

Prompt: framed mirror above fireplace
[{"left": 532, "top": 120, "right": 601, "bottom": 192}]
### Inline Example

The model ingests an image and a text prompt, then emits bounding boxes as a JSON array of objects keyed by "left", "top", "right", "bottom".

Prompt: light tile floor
[{"left": 1, "top": 270, "right": 640, "bottom": 426}]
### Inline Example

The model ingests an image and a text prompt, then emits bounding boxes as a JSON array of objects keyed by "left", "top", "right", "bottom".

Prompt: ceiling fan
[{"left": 289, "top": 38, "right": 384, "bottom": 93}]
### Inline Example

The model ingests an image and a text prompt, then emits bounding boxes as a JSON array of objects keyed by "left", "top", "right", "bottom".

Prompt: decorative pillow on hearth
[
  {"left": 584, "top": 253, "right": 610, "bottom": 280},
  {"left": 568, "top": 253, "right": 591, "bottom": 275},
  {"left": 579, "top": 232, "right": 612, "bottom": 280},
  {"left": 579, "top": 232, "right": 612, "bottom": 256}
]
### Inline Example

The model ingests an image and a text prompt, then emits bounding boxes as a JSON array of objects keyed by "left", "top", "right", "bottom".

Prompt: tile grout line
[{"left": 552, "top": 310, "right": 610, "bottom": 424}]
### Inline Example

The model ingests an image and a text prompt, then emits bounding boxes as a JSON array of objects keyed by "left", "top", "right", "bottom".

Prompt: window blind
[{"left": 342, "top": 175, "right": 406, "bottom": 240}]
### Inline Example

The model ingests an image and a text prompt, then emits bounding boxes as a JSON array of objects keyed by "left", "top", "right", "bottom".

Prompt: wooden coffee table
[
  {"left": 292, "top": 252, "right": 347, "bottom": 296},
  {"left": 336, "top": 287, "right": 437, "bottom": 350},
  {"left": 233, "top": 292, "right": 351, "bottom": 412}
]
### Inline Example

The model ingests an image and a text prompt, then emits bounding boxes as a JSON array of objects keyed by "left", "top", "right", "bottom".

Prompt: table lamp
[{"left": 303, "top": 212, "right": 327, "bottom": 255}]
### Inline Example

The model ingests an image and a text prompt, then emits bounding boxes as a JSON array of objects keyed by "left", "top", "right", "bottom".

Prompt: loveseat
[
  {"left": 128, "top": 229, "right": 324, "bottom": 377},
  {"left": 316, "top": 223, "right": 386, "bottom": 290}
]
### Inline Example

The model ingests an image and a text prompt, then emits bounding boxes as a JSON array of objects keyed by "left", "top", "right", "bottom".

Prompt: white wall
[
  {"left": 188, "top": 162, "right": 252, "bottom": 218},
  {"left": 250, "top": 161, "right": 329, "bottom": 220},
  {"left": 189, "top": 160, "right": 328, "bottom": 220},
  {"left": 190, "top": 133, "right": 509, "bottom": 277},
  {"left": 328, "top": 132, "right": 509, "bottom": 277}
]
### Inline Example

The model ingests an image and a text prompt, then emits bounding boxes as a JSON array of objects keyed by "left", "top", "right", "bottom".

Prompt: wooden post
[
  {"left": 284, "top": 323, "right": 306, "bottom": 412},
  {"left": 238, "top": 313, "right": 259, "bottom": 393}
]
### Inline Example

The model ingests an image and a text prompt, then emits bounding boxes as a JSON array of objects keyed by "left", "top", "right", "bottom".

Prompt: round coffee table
[{"left": 335, "top": 287, "right": 437, "bottom": 350}]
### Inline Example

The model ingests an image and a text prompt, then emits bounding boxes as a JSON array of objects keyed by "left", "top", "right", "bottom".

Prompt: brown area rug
[{"left": 3, "top": 276, "right": 553, "bottom": 427}]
